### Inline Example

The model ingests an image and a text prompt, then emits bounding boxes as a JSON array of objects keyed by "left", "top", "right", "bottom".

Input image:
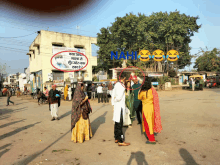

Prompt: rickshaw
[{"left": 189, "top": 75, "right": 204, "bottom": 90}]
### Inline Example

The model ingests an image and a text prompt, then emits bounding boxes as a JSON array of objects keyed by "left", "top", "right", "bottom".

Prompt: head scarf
[{"left": 71, "top": 82, "right": 86, "bottom": 131}]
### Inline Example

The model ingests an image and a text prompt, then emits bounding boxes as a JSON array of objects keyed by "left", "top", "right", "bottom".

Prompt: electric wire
[{"left": 0, "top": 32, "right": 37, "bottom": 38}]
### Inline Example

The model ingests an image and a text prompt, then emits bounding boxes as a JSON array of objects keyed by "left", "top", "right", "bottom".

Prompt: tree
[
  {"left": 168, "top": 69, "right": 177, "bottom": 77},
  {"left": 194, "top": 48, "right": 220, "bottom": 71},
  {"left": 96, "top": 11, "right": 201, "bottom": 72}
]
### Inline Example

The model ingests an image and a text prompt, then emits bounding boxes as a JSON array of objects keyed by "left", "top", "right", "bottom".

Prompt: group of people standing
[
  {"left": 112, "top": 75, "right": 162, "bottom": 146},
  {"left": 68, "top": 74, "right": 162, "bottom": 146},
  {"left": 96, "top": 83, "right": 113, "bottom": 103}
]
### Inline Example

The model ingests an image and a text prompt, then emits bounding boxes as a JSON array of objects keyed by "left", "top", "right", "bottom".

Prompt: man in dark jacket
[{"left": 48, "top": 85, "right": 60, "bottom": 121}]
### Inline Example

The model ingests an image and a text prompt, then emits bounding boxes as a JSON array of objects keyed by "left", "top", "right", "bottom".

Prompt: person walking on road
[
  {"left": 71, "top": 82, "right": 92, "bottom": 143},
  {"left": 97, "top": 84, "right": 103, "bottom": 103},
  {"left": 112, "top": 77, "right": 130, "bottom": 146},
  {"left": 102, "top": 84, "right": 109, "bottom": 103},
  {"left": 138, "top": 77, "right": 162, "bottom": 144},
  {"left": 48, "top": 85, "right": 60, "bottom": 121},
  {"left": 6, "top": 87, "right": 14, "bottom": 106},
  {"left": 132, "top": 79, "right": 142, "bottom": 124}
]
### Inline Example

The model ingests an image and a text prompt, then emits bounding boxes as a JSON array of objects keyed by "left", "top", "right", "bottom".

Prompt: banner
[
  {"left": 148, "top": 73, "right": 163, "bottom": 77},
  {"left": 53, "top": 80, "right": 64, "bottom": 86},
  {"left": 99, "top": 75, "right": 107, "bottom": 81}
]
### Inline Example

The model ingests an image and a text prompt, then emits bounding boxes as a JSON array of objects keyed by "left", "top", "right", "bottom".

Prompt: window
[
  {"left": 74, "top": 45, "right": 84, "bottom": 49},
  {"left": 52, "top": 71, "right": 64, "bottom": 80},
  {"left": 37, "top": 46, "right": 40, "bottom": 55},
  {"left": 52, "top": 44, "right": 63, "bottom": 47}
]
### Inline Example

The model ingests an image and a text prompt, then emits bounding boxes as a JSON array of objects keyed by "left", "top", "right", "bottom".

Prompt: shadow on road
[
  {"left": 0, "top": 149, "right": 10, "bottom": 158},
  {"left": 127, "top": 151, "right": 148, "bottom": 165},
  {"left": 0, "top": 143, "right": 12, "bottom": 150},
  {"left": 13, "top": 130, "right": 71, "bottom": 165},
  {"left": 0, "top": 119, "right": 26, "bottom": 129},
  {"left": 179, "top": 148, "right": 199, "bottom": 165},
  {"left": 59, "top": 110, "right": 71, "bottom": 120},
  {"left": 91, "top": 111, "right": 108, "bottom": 136},
  {"left": 0, "top": 107, "right": 27, "bottom": 120},
  {"left": 0, "top": 122, "right": 41, "bottom": 140},
  {"left": 13, "top": 104, "right": 108, "bottom": 165}
]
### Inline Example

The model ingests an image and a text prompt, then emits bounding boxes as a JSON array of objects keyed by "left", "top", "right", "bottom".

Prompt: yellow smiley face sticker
[
  {"left": 152, "top": 49, "right": 165, "bottom": 62},
  {"left": 166, "top": 50, "right": 179, "bottom": 61},
  {"left": 138, "top": 50, "right": 151, "bottom": 62}
]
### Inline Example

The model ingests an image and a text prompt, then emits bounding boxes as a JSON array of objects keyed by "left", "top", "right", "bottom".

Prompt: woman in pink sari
[{"left": 138, "top": 77, "right": 162, "bottom": 144}]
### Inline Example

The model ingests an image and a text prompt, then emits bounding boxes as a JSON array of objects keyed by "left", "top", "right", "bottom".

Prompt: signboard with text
[
  {"left": 53, "top": 80, "right": 64, "bottom": 86},
  {"left": 148, "top": 73, "right": 163, "bottom": 77},
  {"left": 52, "top": 46, "right": 88, "bottom": 72}
]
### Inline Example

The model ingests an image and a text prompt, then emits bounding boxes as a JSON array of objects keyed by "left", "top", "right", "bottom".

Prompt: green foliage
[
  {"left": 95, "top": 11, "right": 201, "bottom": 72},
  {"left": 168, "top": 69, "right": 177, "bottom": 77},
  {"left": 194, "top": 48, "right": 220, "bottom": 72},
  {"left": 92, "top": 76, "right": 98, "bottom": 82},
  {"left": 157, "top": 76, "right": 170, "bottom": 85}
]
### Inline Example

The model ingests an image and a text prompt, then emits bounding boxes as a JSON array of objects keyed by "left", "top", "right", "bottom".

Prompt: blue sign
[
  {"left": 152, "top": 82, "right": 159, "bottom": 85},
  {"left": 111, "top": 51, "right": 138, "bottom": 60},
  {"left": 78, "top": 49, "right": 80, "bottom": 52}
]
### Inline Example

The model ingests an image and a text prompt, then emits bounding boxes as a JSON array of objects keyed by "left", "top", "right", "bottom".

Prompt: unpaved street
[{"left": 0, "top": 89, "right": 220, "bottom": 165}]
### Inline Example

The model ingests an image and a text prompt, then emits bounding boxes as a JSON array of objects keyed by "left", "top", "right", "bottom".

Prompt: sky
[{"left": 1, "top": 0, "right": 220, "bottom": 74}]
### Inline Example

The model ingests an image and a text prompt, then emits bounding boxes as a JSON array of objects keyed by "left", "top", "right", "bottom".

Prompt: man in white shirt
[
  {"left": 97, "top": 84, "right": 103, "bottom": 103},
  {"left": 112, "top": 78, "right": 130, "bottom": 146},
  {"left": 192, "top": 78, "right": 195, "bottom": 91}
]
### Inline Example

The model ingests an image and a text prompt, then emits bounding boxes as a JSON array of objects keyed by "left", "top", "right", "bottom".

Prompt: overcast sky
[{"left": 1, "top": 0, "right": 220, "bottom": 74}]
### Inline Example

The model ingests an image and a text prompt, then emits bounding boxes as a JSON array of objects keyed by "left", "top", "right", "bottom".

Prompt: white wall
[{"left": 19, "top": 73, "right": 27, "bottom": 92}]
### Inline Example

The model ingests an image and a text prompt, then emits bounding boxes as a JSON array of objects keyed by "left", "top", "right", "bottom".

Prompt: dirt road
[{"left": 0, "top": 89, "right": 220, "bottom": 165}]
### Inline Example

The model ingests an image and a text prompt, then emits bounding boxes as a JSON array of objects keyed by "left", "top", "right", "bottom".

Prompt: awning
[{"left": 189, "top": 75, "right": 203, "bottom": 79}]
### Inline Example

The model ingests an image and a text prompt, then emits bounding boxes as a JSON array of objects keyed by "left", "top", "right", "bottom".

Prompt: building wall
[
  {"left": 19, "top": 73, "right": 27, "bottom": 92},
  {"left": 28, "top": 30, "right": 97, "bottom": 87}
]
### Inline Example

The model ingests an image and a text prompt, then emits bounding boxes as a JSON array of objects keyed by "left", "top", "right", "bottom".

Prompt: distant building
[
  {"left": 27, "top": 30, "right": 97, "bottom": 92},
  {"left": 3, "top": 74, "right": 18, "bottom": 86},
  {"left": 19, "top": 73, "right": 27, "bottom": 92}
]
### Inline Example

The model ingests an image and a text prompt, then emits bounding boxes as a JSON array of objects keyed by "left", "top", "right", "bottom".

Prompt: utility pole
[{"left": 76, "top": 25, "right": 80, "bottom": 35}]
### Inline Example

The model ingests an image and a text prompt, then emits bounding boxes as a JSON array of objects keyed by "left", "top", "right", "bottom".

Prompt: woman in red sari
[{"left": 138, "top": 77, "right": 162, "bottom": 144}]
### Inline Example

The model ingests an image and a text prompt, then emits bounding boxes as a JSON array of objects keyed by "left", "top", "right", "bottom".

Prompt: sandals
[
  {"left": 118, "top": 142, "right": 130, "bottom": 146},
  {"left": 146, "top": 141, "right": 156, "bottom": 144}
]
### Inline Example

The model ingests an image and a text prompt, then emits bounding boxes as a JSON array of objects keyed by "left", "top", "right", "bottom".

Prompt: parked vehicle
[
  {"left": 206, "top": 76, "right": 220, "bottom": 88},
  {"left": 189, "top": 75, "right": 204, "bottom": 90}
]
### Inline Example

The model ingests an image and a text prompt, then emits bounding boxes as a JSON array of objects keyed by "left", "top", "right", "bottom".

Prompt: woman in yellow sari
[
  {"left": 64, "top": 85, "right": 68, "bottom": 100},
  {"left": 138, "top": 77, "right": 162, "bottom": 144},
  {"left": 71, "top": 82, "right": 92, "bottom": 143}
]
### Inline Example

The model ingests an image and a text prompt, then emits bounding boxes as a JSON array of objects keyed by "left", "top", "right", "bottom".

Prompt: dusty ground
[{"left": 0, "top": 88, "right": 220, "bottom": 165}]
